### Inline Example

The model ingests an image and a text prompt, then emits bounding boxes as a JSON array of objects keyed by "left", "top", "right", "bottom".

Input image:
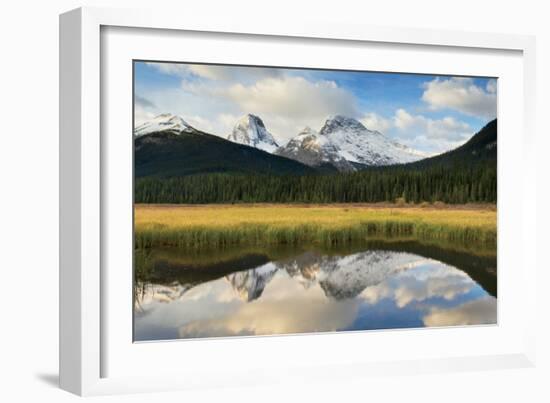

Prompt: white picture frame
[{"left": 59, "top": 6, "right": 537, "bottom": 396}]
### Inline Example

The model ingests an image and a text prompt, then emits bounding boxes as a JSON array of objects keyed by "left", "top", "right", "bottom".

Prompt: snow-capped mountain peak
[
  {"left": 318, "top": 115, "right": 426, "bottom": 166},
  {"left": 275, "top": 126, "right": 355, "bottom": 172},
  {"left": 135, "top": 112, "right": 428, "bottom": 169},
  {"left": 134, "top": 113, "right": 196, "bottom": 137},
  {"left": 227, "top": 114, "right": 279, "bottom": 153},
  {"left": 319, "top": 115, "right": 369, "bottom": 135}
]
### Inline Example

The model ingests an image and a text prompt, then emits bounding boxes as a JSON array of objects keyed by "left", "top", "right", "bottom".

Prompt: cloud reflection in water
[{"left": 134, "top": 249, "right": 496, "bottom": 341}]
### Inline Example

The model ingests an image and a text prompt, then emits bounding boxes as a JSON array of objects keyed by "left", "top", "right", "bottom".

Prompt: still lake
[{"left": 134, "top": 241, "right": 496, "bottom": 341}]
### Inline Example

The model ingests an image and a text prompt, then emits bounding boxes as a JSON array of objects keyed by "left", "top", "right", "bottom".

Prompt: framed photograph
[{"left": 60, "top": 7, "right": 537, "bottom": 396}]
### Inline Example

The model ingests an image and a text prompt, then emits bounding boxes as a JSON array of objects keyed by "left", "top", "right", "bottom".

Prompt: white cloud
[
  {"left": 217, "top": 113, "right": 242, "bottom": 130},
  {"left": 135, "top": 95, "right": 156, "bottom": 109},
  {"left": 220, "top": 77, "right": 357, "bottom": 120},
  {"left": 421, "top": 77, "right": 497, "bottom": 118},
  {"left": 189, "top": 76, "right": 358, "bottom": 141},
  {"left": 486, "top": 79, "right": 497, "bottom": 94},
  {"left": 137, "top": 63, "right": 485, "bottom": 152},
  {"left": 423, "top": 297, "right": 497, "bottom": 327},
  {"left": 402, "top": 136, "right": 466, "bottom": 155},
  {"left": 187, "top": 65, "right": 228, "bottom": 80},
  {"left": 188, "top": 64, "right": 282, "bottom": 81},
  {"left": 134, "top": 95, "right": 157, "bottom": 126},
  {"left": 394, "top": 110, "right": 473, "bottom": 153},
  {"left": 135, "top": 86, "right": 242, "bottom": 137},
  {"left": 184, "top": 115, "right": 216, "bottom": 133},
  {"left": 361, "top": 262, "right": 474, "bottom": 308},
  {"left": 144, "top": 64, "right": 359, "bottom": 141},
  {"left": 393, "top": 109, "right": 472, "bottom": 141},
  {"left": 171, "top": 274, "right": 359, "bottom": 338},
  {"left": 360, "top": 112, "right": 392, "bottom": 133},
  {"left": 359, "top": 109, "right": 473, "bottom": 154},
  {"left": 134, "top": 107, "right": 156, "bottom": 126},
  {"left": 147, "top": 62, "right": 281, "bottom": 83},
  {"left": 146, "top": 62, "right": 189, "bottom": 77}
]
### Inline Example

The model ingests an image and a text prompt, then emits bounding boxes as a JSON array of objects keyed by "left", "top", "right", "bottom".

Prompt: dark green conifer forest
[{"left": 135, "top": 162, "right": 496, "bottom": 204}]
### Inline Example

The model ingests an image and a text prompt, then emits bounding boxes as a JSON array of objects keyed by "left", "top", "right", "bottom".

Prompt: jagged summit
[
  {"left": 136, "top": 112, "right": 427, "bottom": 171},
  {"left": 317, "top": 115, "right": 426, "bottom": 166},
  {"left": 275, "top": 115, "right": 426, "bottom": 171},
  {"left": 227, "top": 114, "right": 279, "bottom": 153},
  {"left": 275, "top": 126, "right": 355, "bottom": 172},
  {"left": 319, "top": 115, "right": 368, "bottom": 135}
]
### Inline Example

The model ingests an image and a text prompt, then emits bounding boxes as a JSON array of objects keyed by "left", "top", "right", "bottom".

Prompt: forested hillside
[
  {"left": 135, "top": 120, "right": 497, "bottom": 204},
  {"left": 135, "top": 130, "right": 316, "bottom": 177}
]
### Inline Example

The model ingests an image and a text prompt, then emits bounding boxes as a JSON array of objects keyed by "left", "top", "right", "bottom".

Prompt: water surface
[{"left": 134, "top": 241, "right": 496, "bottom": 341}]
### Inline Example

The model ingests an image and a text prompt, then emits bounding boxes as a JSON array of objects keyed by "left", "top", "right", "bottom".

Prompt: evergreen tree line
[{"left": 135, "top": 161, "right": 496, "bottom": 204}]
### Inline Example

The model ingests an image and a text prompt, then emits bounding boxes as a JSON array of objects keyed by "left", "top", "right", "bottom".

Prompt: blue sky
[{"left": 134, "top": 61, "right": 497, "bottom": 154}]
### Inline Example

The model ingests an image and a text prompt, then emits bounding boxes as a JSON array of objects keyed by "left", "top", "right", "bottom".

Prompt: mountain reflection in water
[{"left": 134, "top": 243, "right": 496, "bottom": 341}]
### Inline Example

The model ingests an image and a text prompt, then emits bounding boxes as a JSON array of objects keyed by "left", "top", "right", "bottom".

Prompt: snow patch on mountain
[
  {"left": 227, "top": 114, "right": 279, "bottom": 153},
  {"left": 134, "top": 113, "right": 196, "bottom": 136}
]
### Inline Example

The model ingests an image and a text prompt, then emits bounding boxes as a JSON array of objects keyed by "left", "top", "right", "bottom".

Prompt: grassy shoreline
[{"left": 135, "top": 204, "right": 496, "bottom": 250}]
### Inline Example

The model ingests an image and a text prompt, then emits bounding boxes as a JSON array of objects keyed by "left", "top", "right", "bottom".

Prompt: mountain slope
[
  {"left": 405, "top": 119, "right": 497, "bottom": 168},
  {"left": 135, "top": 129, "right": 316, "bottom": 177},
  {"left": 227, "top": 114, "right": 279, "bottom": 152},
  {"left": 319, "top": 115, "right": 426, "bottom": 166},
  {"left": 134, "top": 113, "right": 196, "bottom": 136},
  {"left": 275, "top": 127, "right": 355, "bottom": 172},
  {"left": 274, "top": 116, "right": 426, "bottom": 171}
]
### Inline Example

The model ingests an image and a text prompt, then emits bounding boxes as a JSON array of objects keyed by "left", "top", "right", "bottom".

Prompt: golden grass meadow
[{"left": 134, "top": 203, "right": 497, "bottom": 250}]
